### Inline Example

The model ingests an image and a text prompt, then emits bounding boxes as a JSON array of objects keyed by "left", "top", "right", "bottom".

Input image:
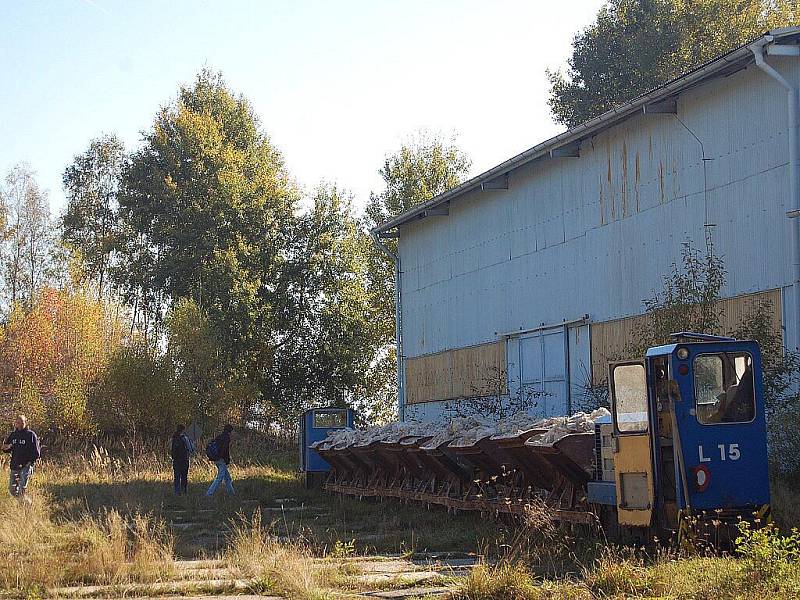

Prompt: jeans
[
  {"left": 206, "top": 460, "right": 235, "bottom": 496},
  {"left": 9, "top": 464, "right": 33, "bottom": 498},
  {"left": 173, "top": 460, "right": 189, "bottom": 495}
]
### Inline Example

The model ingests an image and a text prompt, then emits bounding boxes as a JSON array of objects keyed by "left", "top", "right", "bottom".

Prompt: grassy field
[
  {"left": 42, "top": 440, "right": 498, "bottom": 558},
  {"left": 1, "top": 431, "right": 799, "bottom": 598}
]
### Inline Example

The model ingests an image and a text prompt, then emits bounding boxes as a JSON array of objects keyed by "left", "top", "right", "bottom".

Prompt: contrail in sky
[{"left": 82, "top": 0, "right": 111, "bottom": 16}]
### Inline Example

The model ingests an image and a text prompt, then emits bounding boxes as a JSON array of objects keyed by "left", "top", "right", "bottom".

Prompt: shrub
[
  {"left": 736, "top": 521, "right": 800, "bottom": 582},
  {"left": 90, "top": 343, "right": 187, "bottom": 436},
  {"left": 329, "top": 538, "right": 356, "bottom": 558},
  {"left": 51, "top": 366, "right": 94, "bottom": 435}
]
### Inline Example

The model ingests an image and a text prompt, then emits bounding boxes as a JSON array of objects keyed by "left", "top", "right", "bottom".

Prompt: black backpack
[{"left": 205, "top": 438, "right": 220, "bottom": 461}]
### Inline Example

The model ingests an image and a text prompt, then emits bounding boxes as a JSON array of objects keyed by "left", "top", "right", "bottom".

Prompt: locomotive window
[
  {"left": 694, "top": 352, "right": 755, "bottom": 425},
  {"left": 313, "top": 410, "right": 347, "bottom": 428},
  {"left": 612, "top": 363, "right": 649, "bottom": 433}
]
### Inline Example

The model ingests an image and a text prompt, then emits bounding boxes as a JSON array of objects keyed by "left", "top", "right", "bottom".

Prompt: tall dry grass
[
  {"left": 0, "top": 491, "right": 174, "bottom": 594},
  {"left": 0, "top": 435, "right": 300, "bottom": 596},
  {"left": 453, "top": 562, "right": 546, "bottom": 600},
  {"left": 225, "top": 509, "right": 347, "bottom": 600}
]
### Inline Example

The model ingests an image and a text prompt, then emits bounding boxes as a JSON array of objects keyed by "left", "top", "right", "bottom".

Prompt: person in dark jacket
[
  {"left": 2, "top": 414, "right": 40, "bottom": 501},
  {"left": 205, "top": 424, "right": 235, "bottom": 496},
  {"left": 170, "top": 424, "right": 194, "bottom": 495}
]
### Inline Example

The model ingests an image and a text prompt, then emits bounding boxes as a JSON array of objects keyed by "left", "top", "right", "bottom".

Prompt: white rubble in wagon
[
  {"left": 310, "top": 427, "right": 360, "bottom": 451},
  {"left": 379, "top": 421, "right": 432, "bottom": 444},
  {"left": 489, "top": 412, "right": 550, "bottom": 440},
  {"left": 311, "top": 407, "right": 611, "bottom": 451},
  {"left": 525, "top": 408, "right": 611, "bottom": 446},
  {"left": 418, "top": 416, "right": 492, "bottom": 450}
]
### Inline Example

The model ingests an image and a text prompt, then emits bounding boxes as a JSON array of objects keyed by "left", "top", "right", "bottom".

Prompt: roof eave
[{"left": 372, "top": 27, "right": 800, "bottom": 235}]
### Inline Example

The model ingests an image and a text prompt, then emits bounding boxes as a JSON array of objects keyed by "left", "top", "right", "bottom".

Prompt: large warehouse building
[{"left": 372, "top": 28, "right": 800, "bottom": 423}]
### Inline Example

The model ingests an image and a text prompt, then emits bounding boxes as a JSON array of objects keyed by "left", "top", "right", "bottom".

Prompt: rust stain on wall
[
  {"left": 599, "top": 175, "right": 606, "bottom": 225},
  {"left": 658, "top": 162, "right": 665, "bottom": 204},
  {"left": 672, "top": 161, "right": 679, "bottom": 201},
  {"left": 635, "top": 152, "right": 641, "bottom": 212},
  {"left": 607, "top": 142, "right": 616, "bottom": 221},
  {"left": 621, "top": 141, "right": 628, "bottom": 218}
]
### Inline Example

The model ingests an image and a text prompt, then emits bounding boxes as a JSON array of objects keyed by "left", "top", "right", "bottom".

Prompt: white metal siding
[{"left": 398, "top": 58, "right": 798, "bottom": 421}]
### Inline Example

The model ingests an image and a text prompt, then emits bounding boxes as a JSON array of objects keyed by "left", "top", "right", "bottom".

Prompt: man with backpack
[
  {"left": 205, "top": 424, "right": 235, "bottom": 496},
  {"left": 2, "top": 414, "right": 40, "bottom": 502},
  {"left": 170, "top": 424, "right": 195, "bottom": 495}
]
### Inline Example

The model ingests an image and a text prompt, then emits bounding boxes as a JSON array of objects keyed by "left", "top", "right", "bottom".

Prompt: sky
[{"left": 0, "top": 0, "right": 606, "bottom": 214}]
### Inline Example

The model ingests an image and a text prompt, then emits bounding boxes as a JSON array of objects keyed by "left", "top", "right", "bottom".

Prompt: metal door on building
[{"left": 519, "top": 328, "right": 568, "bottom": 417}]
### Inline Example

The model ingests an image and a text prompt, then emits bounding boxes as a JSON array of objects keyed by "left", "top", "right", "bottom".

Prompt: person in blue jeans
[
  {"left": 206, "top": 424, "right": 235, "bottom": 496},
  {"left": 2, "top": 414, "right": 41, "bottom": 503}
]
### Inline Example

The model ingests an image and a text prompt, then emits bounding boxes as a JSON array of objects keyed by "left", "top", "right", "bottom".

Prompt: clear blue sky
[{"left": 1, "top": 0, "right": 605, "bottom": 213}]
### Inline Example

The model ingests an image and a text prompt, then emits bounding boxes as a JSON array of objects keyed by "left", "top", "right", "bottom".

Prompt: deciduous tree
[
  {"left": 1, "top": 165, "right": 53, "bottom": 310},
  {"left": 118, "top": 69, "right": 298, "bottom": 418},
  {"left": 265, "top": 184, "right": 394, "bottom": 427},
  {"left": 62, "top": 134, "right": 125, "bottom": 298},
  {"left": 166, "top": 298, "right": 252, "bottom": 428},
  {"left": 363, "top": 132, "right": 471, "bottom": 415},
  {"left": 548, "top": 0, "right": 797, "bottom": 128},
  {"left": 0, "top": 286, "right": 126, "bottom": 434}
]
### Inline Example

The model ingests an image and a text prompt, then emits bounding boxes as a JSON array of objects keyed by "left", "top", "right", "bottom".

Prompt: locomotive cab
[
  {"left": 597, "top": 333, "right": 770, "bottom": 540},
  {"left": 299, "top": 407, "right": 354, "bottom": 488}
]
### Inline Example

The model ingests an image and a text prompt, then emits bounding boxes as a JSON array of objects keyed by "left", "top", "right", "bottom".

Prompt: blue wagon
[{"left": 299, "top": 407, "right": 354, "bottom": 488}]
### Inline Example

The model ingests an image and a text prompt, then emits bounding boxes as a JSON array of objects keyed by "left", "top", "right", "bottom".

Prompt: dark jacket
[
  {"left": 171, "top": 433, "right": 190, "bottom": 464},
  {"left": 213, "top": 431, "right": 231, "bottom": 465},
  {"left": 3, "top": 428, "right": 41, "bottom": 469}
]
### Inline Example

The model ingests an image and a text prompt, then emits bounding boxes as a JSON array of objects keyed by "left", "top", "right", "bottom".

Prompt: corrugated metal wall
[
  {"left": 589, "top": 288, "right": 783, "bottom": 385},
  {"left": 397, "top": 58, "right": 798, "bottom": 422}
]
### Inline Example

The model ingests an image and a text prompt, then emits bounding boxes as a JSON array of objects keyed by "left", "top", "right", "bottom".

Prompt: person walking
[
  {"left": 205, "top": 424, "right": 235, "bottom": 497},
  {"left": 170, "top": 424, "right": 194, "bottom": 495},
  {"left": 1, "top": 414, "right": 40, "bottom": 502}
]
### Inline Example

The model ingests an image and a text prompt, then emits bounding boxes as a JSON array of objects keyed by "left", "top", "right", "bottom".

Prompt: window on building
[
  {"left": 695, "top": 352, "right": 755, "bottom": 424},
  {"left": 612, "top": 363, "right": 648, "bottom": 433},
  {"left": 313, "top": 410, "right": 347, "bottom": 429}
]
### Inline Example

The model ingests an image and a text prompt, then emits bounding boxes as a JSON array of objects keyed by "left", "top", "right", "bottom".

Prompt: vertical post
[
  {"left": 563, "top": 323, "right": 571, "bottom": 415},
  {"left": 752, "top": 40, "right": 800, "bottom": 352},
  {"left": 787, "top": 86, "right": 800, "bottom": 352},
  {"left": 394, "top": 258, "right": 405, "bottom": 421}
]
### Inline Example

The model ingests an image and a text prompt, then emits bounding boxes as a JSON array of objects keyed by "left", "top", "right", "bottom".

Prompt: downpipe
[
  {"left": 751, "top": 39, "right": 800, "bottom": 352},
  {"left": 370, "top": 230, "right": 405, "bottom": 420}
]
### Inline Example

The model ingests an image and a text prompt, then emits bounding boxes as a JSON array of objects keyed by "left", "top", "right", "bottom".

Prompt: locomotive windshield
[
  {"left": 611, "top": 363, "right": 649, "bottom": 433},
  {"left": 694, "top": 352, "right": 755, "bottom": 424}
]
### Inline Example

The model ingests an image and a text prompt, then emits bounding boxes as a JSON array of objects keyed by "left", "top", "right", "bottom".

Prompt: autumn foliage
[
  {"left": 0, "top": 287, "right": 126, "bottom": 434},
  {"left": 0, "top": 282, "right": 252, "bottom": 438}
]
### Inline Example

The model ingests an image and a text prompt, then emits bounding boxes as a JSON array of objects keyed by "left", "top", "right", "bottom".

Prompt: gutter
[
  {"left": 370, "top": 230, "right": 405, "bottom": 420},
  {"left": 750, "top": 37, "right": 800, "bottom": 351}
]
